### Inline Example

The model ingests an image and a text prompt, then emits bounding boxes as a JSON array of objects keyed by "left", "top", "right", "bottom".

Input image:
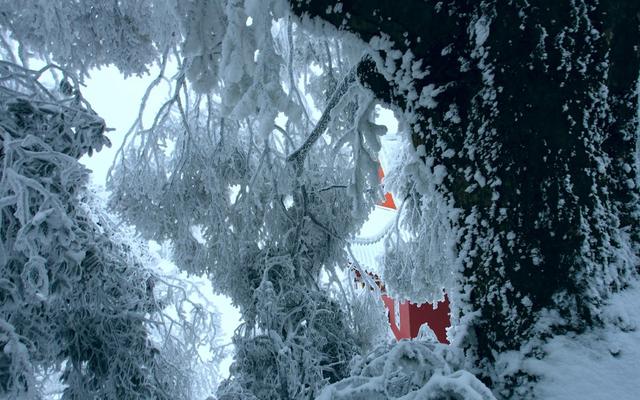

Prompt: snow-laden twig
[{"left": 286, "top": 59, "right": 361, "bottom": 172}]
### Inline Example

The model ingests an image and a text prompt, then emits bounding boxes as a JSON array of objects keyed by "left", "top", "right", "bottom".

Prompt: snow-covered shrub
[
  {"left": 347, "top": 290, "right": 392, "bottom": 354},
  {"left": 317, "top": 340, "right": 496, "bottom": 400}
]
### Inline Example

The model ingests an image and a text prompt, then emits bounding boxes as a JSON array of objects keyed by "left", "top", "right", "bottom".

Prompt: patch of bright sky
[{"left": 79, "top": 65, "right": 174, "bottom": 186}]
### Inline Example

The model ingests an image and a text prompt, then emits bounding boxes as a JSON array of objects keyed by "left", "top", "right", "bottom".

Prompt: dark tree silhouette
[{"left": 291, "top": 0, "right": 640, "bottom": 394}]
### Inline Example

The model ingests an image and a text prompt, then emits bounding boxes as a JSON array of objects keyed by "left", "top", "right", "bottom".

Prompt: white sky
[{"left": 80, "top": 66, "right": 168, "bottom": 185}]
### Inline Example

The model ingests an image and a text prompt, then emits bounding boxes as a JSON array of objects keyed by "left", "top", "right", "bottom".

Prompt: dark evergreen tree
[{"left": 291, "top": 0, "right": 640, "bottom": 395}]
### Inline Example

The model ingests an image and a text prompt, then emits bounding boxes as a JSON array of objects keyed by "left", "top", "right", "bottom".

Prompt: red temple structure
[
  {"left": 381, "top": 294, "right": 450, "bottom": 343},
  {"left": 377, "top": 166, "right": 397, "bottom": 209},
  {"left": 352, "top": 166, "right": 451, "bottom": 344}
]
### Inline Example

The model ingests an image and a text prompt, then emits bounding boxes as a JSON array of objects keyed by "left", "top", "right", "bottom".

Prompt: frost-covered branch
[
  {"left": 287, "top": 60, "right": 360, "bottom": 171},
  {"left": 0, "top": 60, "right": 221, "bottom": 400}
]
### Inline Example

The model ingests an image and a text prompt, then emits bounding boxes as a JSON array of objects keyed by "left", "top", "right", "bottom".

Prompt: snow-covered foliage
[
  {"left": 102, "top": 2, "right": 390, "bottom": 398},
  {"left": 346, "top": 290, "right": 392, "bottom": 355},
  {"left": 0, "top": 0, "right": 179, "bottom": 75},
  {"left": 0, "top": 1, "right": 393, "bottom": 397},
  {"left": 382, "top": 139, "right": 462, "bottom": 304},
  {"left": 0, "top": 60, "right": 221, "bottom": 399},
  {"left": 317, "top": 340, "right": 495, "bottom": 400}
]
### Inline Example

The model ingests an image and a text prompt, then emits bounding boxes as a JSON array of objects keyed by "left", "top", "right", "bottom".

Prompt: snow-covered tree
[
  {"left": 107, "top": 10, "right": 386, "bottom": 397},
  {"left": 2, "top": 1, "right": 387, "bottom": 398},
  {"left": 290, "top": 0, "right": 640, "bottom": 396},
  {"left": 0, "top": 55, "right": 220, "bottom": 399}
]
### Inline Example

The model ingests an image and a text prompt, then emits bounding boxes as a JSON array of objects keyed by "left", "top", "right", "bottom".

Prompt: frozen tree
[
  {"left": 290, "top": 0, "right": 640, "bottom": 397},
  {"left": 0, "top": 53, "right": 220, "bottom": 399},
  {"left": 107, "top": 11, "right": 386, "bottom": 398},
  {"left": 1, "top": 2, "right": 381, "bottom": 396}
]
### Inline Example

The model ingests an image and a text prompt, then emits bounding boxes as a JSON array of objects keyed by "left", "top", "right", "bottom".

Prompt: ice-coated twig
[{"left": 286, "top": 59, "right": 362, "bottom": 172}]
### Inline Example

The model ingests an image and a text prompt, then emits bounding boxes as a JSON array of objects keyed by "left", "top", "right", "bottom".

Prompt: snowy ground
[{"left": 530, "top": 282, "right": 640, "bottom": 399}]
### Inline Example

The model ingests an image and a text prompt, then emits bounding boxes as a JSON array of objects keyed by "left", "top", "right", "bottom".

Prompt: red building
[{"left": 351, "top": 167, "right": 451, "bottom": 344}]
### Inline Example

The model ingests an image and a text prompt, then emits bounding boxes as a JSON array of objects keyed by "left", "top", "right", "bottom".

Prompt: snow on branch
[
  {"left": 317, "top": 340, "right": 496, "bottom": 400},
  {"left": 287, "top": 59, "right": 360, "bottom": 172}
]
